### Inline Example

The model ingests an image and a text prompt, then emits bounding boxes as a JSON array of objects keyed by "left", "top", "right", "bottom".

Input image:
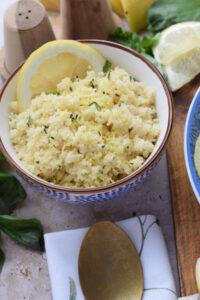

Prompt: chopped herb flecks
[
  {"left": 89, "top": 79, "right": 97, "bottom": 89},
  {"left": 128, "top": 127, "right": 133, "bottom": 133},
  {"left": 49, "top": 91, "right": 60, "bottom": 95},
  {"left": 115, "top": 93, "right": 120, "bottom": 97},
  {"left": 70, "top": 113, "right": 79, "bottom": 124},
  {"left": 89, "top": 102, "right": 101, "bottom": 111},
  {"left": 107, "top": 72, "right": 111, "bottom": 80},
  {"left": 27, "top": 116, "right": 33, "bottom": 127},
  {"left": 44, "top": 125, "right": 49, "bottom": 133},
  {"left": 69, "top": 87, "right": 73, "bottom": 91},
  {"left": 103, "top": 60, "right": 112, "bottom": 73},
  {"left": 44, "top": 125, "right": 49, "bottom": 134}
]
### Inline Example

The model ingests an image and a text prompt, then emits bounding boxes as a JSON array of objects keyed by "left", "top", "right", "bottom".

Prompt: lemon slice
[
  {"left": 110, "top": 0, "right": 124, "bottom": 16},
  {"left": 153, "top": 22, "right": 200, "bottom": 66},
  {"left": 194, "top": 135, "right": 200, "bottom": 178},
  {"left": 196, "top": 258, "right": 200, "bottom": 292},
  {"left": 121, "top": 0, "right": 156, "bottom": 32},
  {"left": 165, "top": 46, "right": 200, "bottom": 91},
  {"left": 17, "top": 40, "right": 105, "bottom": 112}
]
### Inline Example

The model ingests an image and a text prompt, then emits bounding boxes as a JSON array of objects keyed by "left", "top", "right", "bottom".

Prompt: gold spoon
[{"left": 78, "top": 221, "right": 143, "bottom": 300}]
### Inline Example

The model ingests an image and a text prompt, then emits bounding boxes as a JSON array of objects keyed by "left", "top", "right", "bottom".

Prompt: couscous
[{"left": 9, "top": 67, "right": 160, "bottom": 188}]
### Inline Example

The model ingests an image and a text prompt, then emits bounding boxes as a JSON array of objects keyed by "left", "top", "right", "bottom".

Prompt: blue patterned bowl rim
[{"left": 184, "top": 87, "right": 200, "bottom": 204}]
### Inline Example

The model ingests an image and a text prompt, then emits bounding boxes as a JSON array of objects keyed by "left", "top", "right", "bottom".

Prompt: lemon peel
[{"left": 17, "top": 40, "right": 105, "bottom": 112}]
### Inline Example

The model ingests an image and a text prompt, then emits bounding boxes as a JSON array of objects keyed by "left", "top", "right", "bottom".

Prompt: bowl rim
[
  {"left": 184, "top": 86, "right": 200, "bottom": 204},
  {"left": 0, "top": 39, "right": 174, "bottom": 194}
]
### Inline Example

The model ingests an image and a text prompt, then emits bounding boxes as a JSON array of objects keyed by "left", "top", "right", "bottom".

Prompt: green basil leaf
[
  {"left": 0, "top": 172, "right": 26, "bottom": 215},
  {"left": 0, "top": 215, "right": 44, "bottom": 251},
  {"left": 148, "top": 0, "right": 200, "bottom": 33},
  {"left": 0, "top": 248, "right": 5, "bottom": 274}
]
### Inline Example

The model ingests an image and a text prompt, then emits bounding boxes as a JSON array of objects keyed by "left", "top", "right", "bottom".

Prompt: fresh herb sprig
[{"left": 109, "top": 27, "right": 167, "bottom": 81}]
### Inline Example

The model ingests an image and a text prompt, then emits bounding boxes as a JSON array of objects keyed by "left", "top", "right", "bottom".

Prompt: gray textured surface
[{"left": 0, "top": 152, "right": 180, "bottom": 299}]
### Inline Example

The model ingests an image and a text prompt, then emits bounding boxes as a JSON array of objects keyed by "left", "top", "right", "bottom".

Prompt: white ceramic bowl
[
  {"left": 184, "top": 87, "right": 200, "bottom": 204},
  {"left": 0, "top": 40, "right": 174, "bottom": 203}
]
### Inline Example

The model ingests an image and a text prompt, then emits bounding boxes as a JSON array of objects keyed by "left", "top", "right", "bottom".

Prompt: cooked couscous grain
[{"left": 9, "top": 67, "right": 160, "bottom": 188}]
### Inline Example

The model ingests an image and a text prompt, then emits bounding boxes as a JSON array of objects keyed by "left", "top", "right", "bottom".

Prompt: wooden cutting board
[{"left": 167, "top": 74, "right": 200, "bottom": 296}]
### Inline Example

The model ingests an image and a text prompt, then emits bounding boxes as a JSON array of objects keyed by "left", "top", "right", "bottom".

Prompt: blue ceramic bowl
[
  {"left": 184, "top": 87, "right": 200, "bottom": 204},
  {"left": 0, "top": 40, "right": 173, "bottom": 203}
]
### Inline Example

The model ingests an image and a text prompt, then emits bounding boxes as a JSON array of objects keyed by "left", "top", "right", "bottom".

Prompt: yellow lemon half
[
  {"left": 110, "top": 0, "right": 124, "bottom": 16},
  {"left": 121, "top": 0, "right": 156, "bottom": 32},
  {"left": 17, "top": 40, "right": 106, "bottom": 112}
]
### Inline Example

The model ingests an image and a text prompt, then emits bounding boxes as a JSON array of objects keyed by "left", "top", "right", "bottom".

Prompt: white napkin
[{"left": 44, "top": 215, "right": 177, "bottom": 300}]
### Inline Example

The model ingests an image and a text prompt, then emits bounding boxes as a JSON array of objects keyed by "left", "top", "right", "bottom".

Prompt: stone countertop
[{"left": 0, "top": 152, "right": 179, "bottom": 299}]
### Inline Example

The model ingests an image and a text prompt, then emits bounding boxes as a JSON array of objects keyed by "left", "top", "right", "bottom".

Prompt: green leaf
[
  {"left": 0, "top": 248, "right": 5, "bottom": 274},
  {"left": 103, "top": 60, "right": 112, "bottom": 73},
  {"left": 0, "top": 151, "right": 5, "bottom": 161},
  {"left": 109, "top": 27, "right": 168, "bottom": 82},
  {"left": 0, "top": 215, "right": 44, "bottom": 251},
  {"left": 88, "top": 102, "right": 102, "bottom": 111},
  {"left": 27, "top": 116, "right": 33, "bottom": 127},
  {"left": 0, "top": 172, "right": 26, "bottom": 215},
  {"left": 109, "top": 27, "right": 142, "bottom": 53},
  {"left": 148, "top": 0, "right": 200, "bottom": 33}
]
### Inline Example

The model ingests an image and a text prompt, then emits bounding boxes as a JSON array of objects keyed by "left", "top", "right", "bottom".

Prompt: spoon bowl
[{"left": 78, "top": 221, "right": 143, "bottom": 300}]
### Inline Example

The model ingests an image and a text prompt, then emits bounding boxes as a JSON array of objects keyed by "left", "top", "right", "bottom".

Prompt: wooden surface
[{"left": 167, "top": 74, "right": 200, "bottom": 296}]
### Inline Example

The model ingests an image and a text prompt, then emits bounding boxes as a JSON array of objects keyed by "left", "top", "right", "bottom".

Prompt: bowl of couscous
[{"left": 0, "top": 40, "right": 173, "bottom": 203}]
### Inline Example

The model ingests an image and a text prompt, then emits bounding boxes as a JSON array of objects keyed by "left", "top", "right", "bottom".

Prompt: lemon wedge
[
  {"left": 165, "top": 47, "right": 200, "bottom": 91},
  {"left": 196, "top": 258, "right": 200, "bottom": 292},
  {"left": 110, "top": 0, "right": 124, "bottom": 16},
  {"left": 17, "top": 40, "right": 106, "bottom": 112},
  {"left": 194, "top": 135, "right": 200, "bottom": 177},
  {"left": 153, "top": 22, "right": 200, "bottom": 66},
  {"left": 121, "top": 0, "right": 156, "bottom": 32},
  {"left": 153, "top": 22, "right": 200, "bottom": 91}
]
